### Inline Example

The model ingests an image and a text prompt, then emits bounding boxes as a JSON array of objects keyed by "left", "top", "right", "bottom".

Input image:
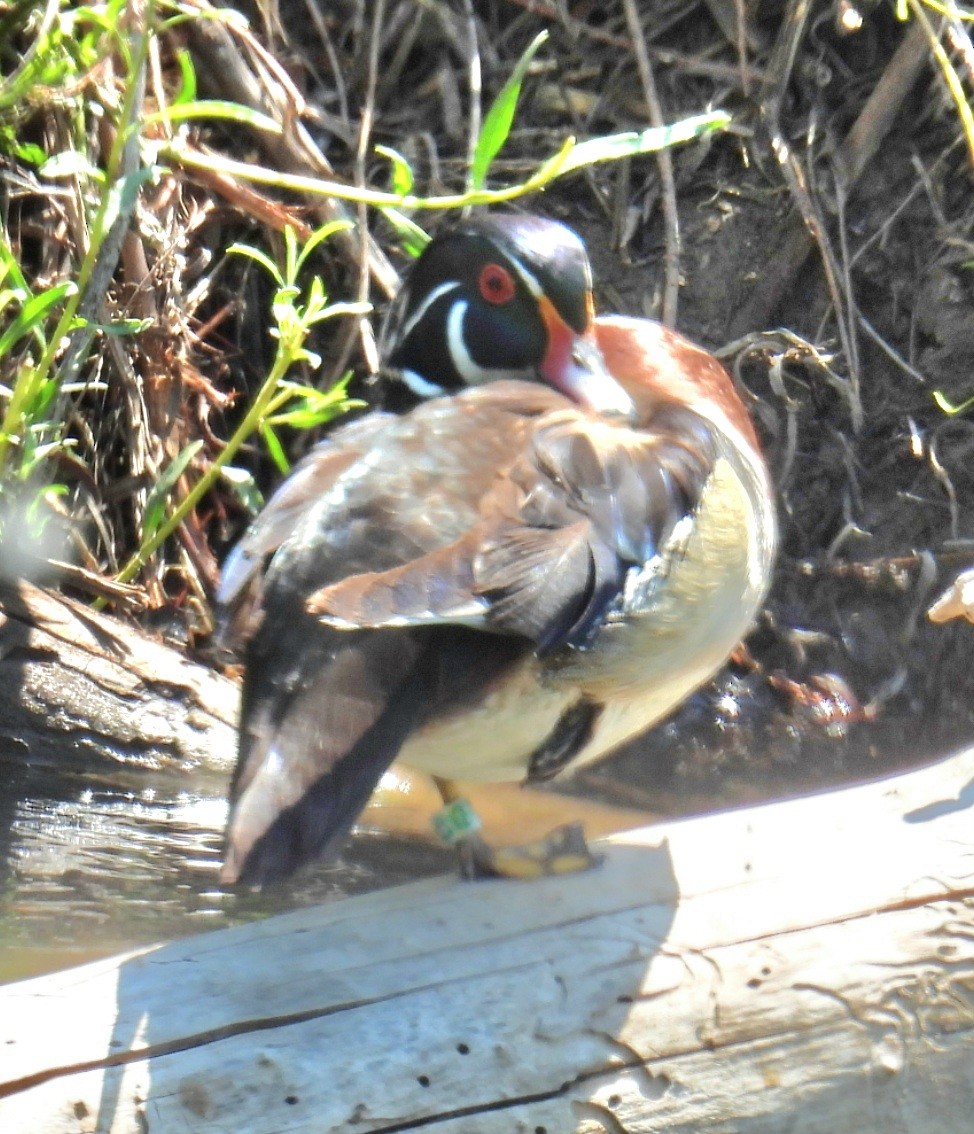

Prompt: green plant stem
[
  {"left": 163, "top": 139, "right": 571, "bottom": 211},
  {"left": 160, "top": 110, "right": 730, "bottom": 214},
  {"left": 113, "top": 346, "right": 294, "bottom": 586}
]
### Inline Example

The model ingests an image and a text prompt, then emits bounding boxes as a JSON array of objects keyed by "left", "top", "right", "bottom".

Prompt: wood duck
[{"left": 217, "top": 214, "right": 777, "bottom": 885}]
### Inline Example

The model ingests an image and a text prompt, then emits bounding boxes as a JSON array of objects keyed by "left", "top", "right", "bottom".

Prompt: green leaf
[
  {"left": 0, "top": 240, "right": 29, "bottom": 293},
  {"left": 268, "top": 397, "right": 356, "bottom": 429},
  {"left": 294, "top": 220, "right": 353, "bottom": 275},
  {"left": 380, "top": 207, "right": 430, "bottom": 256},
  {"left": 142, "top": 441, "right": 204, "bottom": 542},
  {"left": 271, "top": 284, "right": 300, "bottom": 327},
  {"left": 79, "top": 315, "right": 153, "bottom": 337},
  {"left": 0, "top": 287, "right": 28, "bottom": 316},
  {"left": 40, "top": 150, "right": 102, "bottom": 181},
  {"left": 471, "top": 30, "right": 548, "bottom": 191},
  {"left": 27, "top": 374, "right": 59, "bottom": 419},
  {"left": 283, "top": 225, "right": 300, "bottom": 285},
  {"left": 375, "top": 144, "right": 415, "bottom": 197},
  {"left": 220, "top": 465, "right": 264, "bottom": 515},
  {"left": 10, "top": 139, "right": 47, "bottom": 166},
  {"left": 172, "top": 48, "right": 197, "bottom": 106},
  {"left": 0, "top": 281, "right": 76, "bottom": 358},
  {"left": 268, "top": 375, "right": 362, "bottom": 430},
  {"left": 228, "top": 242, "right": 284, "bottom": 286},
  {"left": 303, "top": 299, "right": 372, "bottom": 326},
  {"left": 24, "top": 480, "right": 69, "bottom": 527},
  {"left": 101, "top": 167, "right": 157, "bottom": 236},
  {"left": 260, "top": 424, "right": 290, "bottom": 473},
  {"left": 268, "top": 406, "right": 331, "bottom": 429}
]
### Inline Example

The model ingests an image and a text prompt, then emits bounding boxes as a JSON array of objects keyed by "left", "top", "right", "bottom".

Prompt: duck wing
[{"left": 308, "top": 403, "right": 717, "bottom": 654}]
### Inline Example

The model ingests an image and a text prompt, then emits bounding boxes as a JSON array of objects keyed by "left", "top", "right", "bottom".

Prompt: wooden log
[
  {"left": 0, "top": 580, "right": 242, "bottom": 977},
  {"left": 0, "top": 579, "right": 238, "bottom": 777},
  {"left": 2, "top": 743, "right": 973, "bottom": 1133}
]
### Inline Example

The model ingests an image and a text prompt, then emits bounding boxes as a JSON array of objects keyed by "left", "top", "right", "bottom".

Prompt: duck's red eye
[{"left": 478, "top": 263, "right": 516, "bottom": 305}]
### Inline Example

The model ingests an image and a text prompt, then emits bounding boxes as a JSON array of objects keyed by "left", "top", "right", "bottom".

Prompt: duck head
[{"left": 382, "top": 214, "right": 635, "bottom": 418}]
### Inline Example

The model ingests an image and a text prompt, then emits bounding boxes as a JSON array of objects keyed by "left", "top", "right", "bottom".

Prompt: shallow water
[
  {"left": 0, "top": 752, "right": 450, "bottom": 985},
  {"left": 0, "top": 734, "right": 656, "bottom": 987}
]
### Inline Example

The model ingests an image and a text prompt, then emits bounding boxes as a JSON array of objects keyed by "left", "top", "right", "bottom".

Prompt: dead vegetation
[{"left": 2, "top": 0, "right": 974, "bottom": 813}]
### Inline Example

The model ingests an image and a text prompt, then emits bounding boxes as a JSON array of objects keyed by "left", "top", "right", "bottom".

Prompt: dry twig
[{"left": 621, "top": 0, "right": 681, "bottom": 327}]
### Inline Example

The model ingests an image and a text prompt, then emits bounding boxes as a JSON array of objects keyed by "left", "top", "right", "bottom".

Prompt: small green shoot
[
  {"left": 933, "top": 390, "right": 974, "bottom": 417},
  {"left": 113, "top": 222, "right": 367, "bottom": 585},
  {"left": 470, "top": 30, "right": 549, "bottom": 191},
  {"left": 375, "top": 145, "right": 415, "bottom": 197}
]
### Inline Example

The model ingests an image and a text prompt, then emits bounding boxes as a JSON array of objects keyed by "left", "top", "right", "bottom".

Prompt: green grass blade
[
  {"left": 142, "top": 440, "right": 204, "bottom": 542},
  {"left": 294, "top": 220, "right": 353, "bottom": 275},
  {"left": 172, "top": 48, "right": 197, "bottom": 106},
  {"left": 380, "top": 208, "right": 431, "bottom": 256},
  {"left": 260, "top": 424, "right": 290, "bottom": 473},
  {"left": 375, "top": 145, "right": 415, "bottom": 197},
  {"left": 228, "top": 243, "right": 284, "bottom": 286},
  {"left": 144, "top": 100, "right": 284, "bottom": 134},
  {"left": 0, "top": 282, "right": 76, "bottom": 358},
  {"left": 470, "top": 30, "right": 548, "bottom": 191}
]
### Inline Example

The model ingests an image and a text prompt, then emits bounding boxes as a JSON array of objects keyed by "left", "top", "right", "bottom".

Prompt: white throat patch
[{"left": 400, "top": 368, "right": 447, "bottom": 398}]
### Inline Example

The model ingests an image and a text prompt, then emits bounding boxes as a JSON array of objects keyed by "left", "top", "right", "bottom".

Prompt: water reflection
[{"left": 0, "top": 756, "right": 450, "bottom": 984}]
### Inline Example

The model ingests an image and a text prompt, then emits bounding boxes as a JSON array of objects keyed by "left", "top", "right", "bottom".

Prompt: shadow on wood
[{"left": 2, "top": 744, "right": 974, "bottom": 1132}]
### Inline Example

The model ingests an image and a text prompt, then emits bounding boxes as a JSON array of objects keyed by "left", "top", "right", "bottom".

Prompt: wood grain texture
[
  {"left": 0, "top": 579, "right": 237, "bottom": 774},
  {"left": 2, "top": 743, "right": 973, "bottom": 1132}
]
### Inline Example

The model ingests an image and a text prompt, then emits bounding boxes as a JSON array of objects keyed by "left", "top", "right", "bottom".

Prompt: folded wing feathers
[
  {"left": 472, "top": 407, "right": 716, "bottom": 650},
  {"left": 223, "top": 630, "right": 428, "bottom": 884},
  {"left": 307, "top": 540, "right": 487, "bottom": 628},
  {"left": 474, "top": 521, "right": 611, "bottom": 651},
  {"left": 216, "top": 418, "right": 391, "bottom": 645},
  {"left": 305, "top": 404, "right": 716, "bottom": 656}
]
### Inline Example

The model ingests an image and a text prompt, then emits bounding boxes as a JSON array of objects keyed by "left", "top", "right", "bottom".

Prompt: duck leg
[{"left": 431, "top": 776, "right": 600, "bottom": 880}]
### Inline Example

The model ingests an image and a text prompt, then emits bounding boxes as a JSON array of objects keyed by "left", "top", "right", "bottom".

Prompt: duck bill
[{"left": 538, "top": 297, "right": 634, "bottom": 418}]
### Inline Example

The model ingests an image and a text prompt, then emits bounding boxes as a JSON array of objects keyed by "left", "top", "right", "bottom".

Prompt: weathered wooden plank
[{"left": 1, "top": 745, "right": 973, "bottom": 1132}]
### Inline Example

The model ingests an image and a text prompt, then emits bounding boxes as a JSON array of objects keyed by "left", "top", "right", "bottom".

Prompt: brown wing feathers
[
  {"left": 309, "top": 402, "right": 716, "bottom": 654},
  {"left": 222, "top": 629, "right": 431, "bottom": 885}
]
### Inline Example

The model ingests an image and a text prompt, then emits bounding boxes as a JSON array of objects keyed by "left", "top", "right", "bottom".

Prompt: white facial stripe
[
  {"left": 504, "top": 246, "right": 593, "bottom": 307},
  {"left": 400, "top": 368, "right": 447, "bottom": 398},
  {"left": 399, "top": 280, "right": 460, "bottom": 343},
  {"left": 447, "top": 299, "right": 532, "bottom": 386},
  {"left": 510, "top": 259, "right": 543, "bottom": 299}
]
